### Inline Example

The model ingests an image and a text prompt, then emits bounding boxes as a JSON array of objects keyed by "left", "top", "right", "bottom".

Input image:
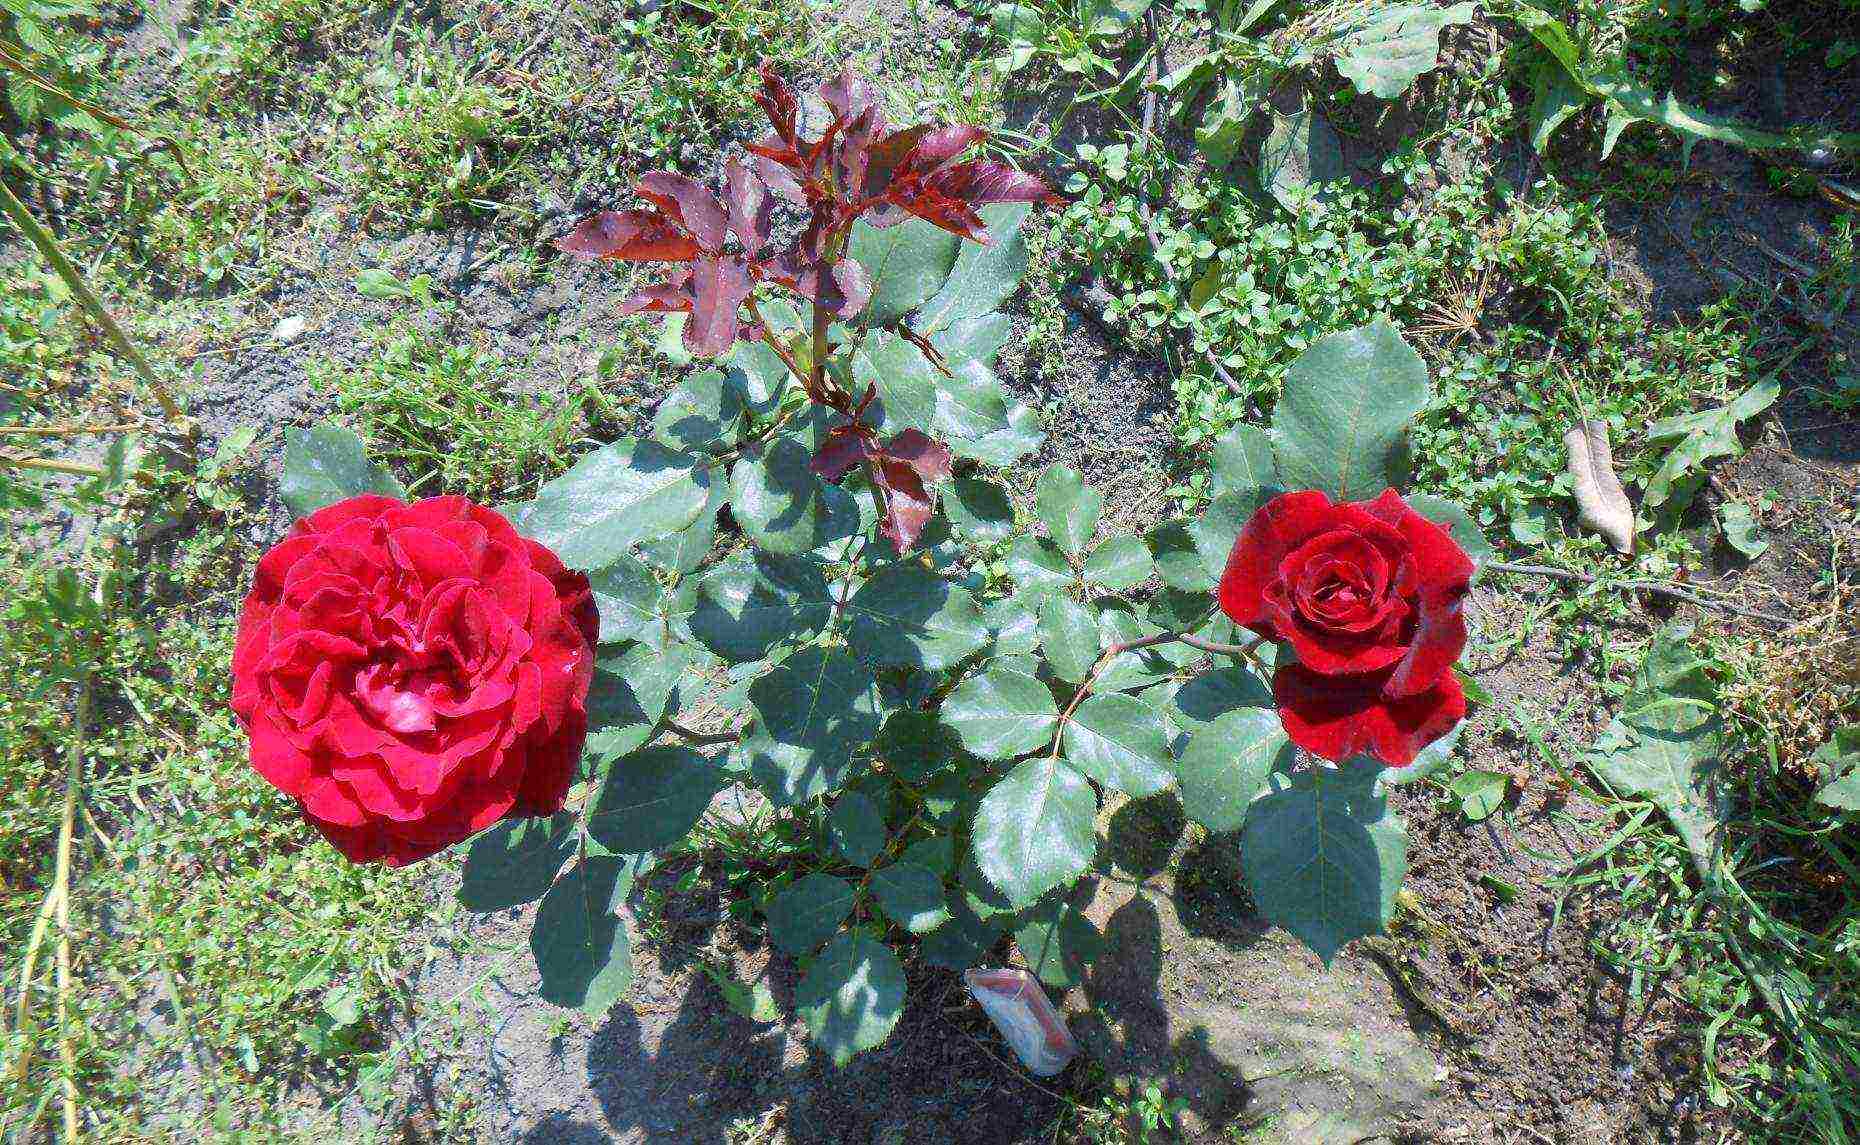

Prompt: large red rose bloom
[
  {"left": 231, "top": 495, "right": 597, "bottom": 866},
  {"left": 1218, "top": 489, "right": 1473, "bottom": 766}
]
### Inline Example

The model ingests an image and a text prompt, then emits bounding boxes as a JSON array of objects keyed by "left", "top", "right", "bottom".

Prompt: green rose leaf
[
  {"left": 945, "top": 474, "right": 1015, "bottom": 542},
  {"left": 986, "top": 595, "right": 1042, "bottom": 658},
  {"left": 748, "top": 647, "right": 884, "bottom": 787},
  {"left": 1035, "top": 464, "right": 1102, "bottom": 559},
  {"left": 1242, "top": 763, "right": 1407, "bottom": 963},
  {"left": 796, "top": 933, "right": 906, "bottom": 1067},
  {"left": 521, "top": 437, "right": 711, "bottom": 570},
  {"left": 586, "top": 745, "right": 725, "bottom": 853},
  {"left": 1270, "top": 320, "right": 1428, "bottom": 503},
  {"left": 689, "top": 550, "right": 833, "bottom": 664},
  {"left": 533, "top": 858, "right": 635, "bottom": 1016},
  {"left": 731, "top": 437, "right": 858, "bottom": 556},
  {"left": 848, "top": 215, "right": 962, "bottom": 326},
  {"left": 1210, "top": 423, "right": 1278, "bottom": 499},
  {"left": 1190, "top": 490, "right": 1268, "bottom": 583},
  {"left": 1176, "top": 708, "right": 1293, "bottom": 833},
  {"left": 873, "top": 709, "right": 962, "bottom": 782},
  {"left": 459, "top": 812, "right": 576, "bottom": 912},
  {"left": 972, "top": 756, "right": 1097, "bottom": 908},
  {"left": 1081, "top": 536, "right": 1153, "bottom": 591},
  {"left": 1005, "top": 536, "right": 1074, "bottom": 598},
  {"left": 1147, "top": 520, "right": 1216, "bottom": 592},
  {"left": 587, "top": 553, "right": 666, "bottom": 646},
  {"left": 921, "top": 896, "right": 1006, "bottom": 970},
  {"left": 944, "top": 665, "right": 1059, "bottom": 760},
  {"left": 845, "top": 564, "right": 991, "bottom": 671},
  {"left": 1063, "top": 693, "right": 1175, "bottom": 797},
  {"left": 829, "top": 792, "right": 887, "bottom": 867},
  {"left": 766, "top": 872, "right": 857, "bottom": 955},
  {"left": 917, "top": 203, "right": 1032, "bottom": 333},
  {"left": 1013, "top": 894, "right": 1104, "bottom": 989},
  {"left": 279, "top": 423, "right": 406, "bottom": 517},
  {"left": 652, "top": 367, "right": 745, "bottom": 454},
  {"left": 872, "top": 862, "right": 952, "bottom": 934},
  {"left": 934, "top": 359, "right": 1044, "bottom": 467},
  {"left": 1038, "top": 595, "right": 1101, "bottom": 685}
]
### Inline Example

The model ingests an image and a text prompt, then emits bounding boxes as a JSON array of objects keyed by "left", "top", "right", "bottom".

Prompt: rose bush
[
  {"left": 1219, "top": 488, "right": 1472, "bottom": 766},
  {"left": 232, "top": 494, "right": 596, "bottom": 866},
  {"left": 245, "top": 63, "right": 1501, "bottom": 1064}
]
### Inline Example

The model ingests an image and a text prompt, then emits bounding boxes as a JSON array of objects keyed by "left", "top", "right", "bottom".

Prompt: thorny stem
[
  {"left": 0, "top": 455, "right": 107, "bottom": 477},
  {"left": 664, "top": 719, "right": 741, "bottom": 747}
]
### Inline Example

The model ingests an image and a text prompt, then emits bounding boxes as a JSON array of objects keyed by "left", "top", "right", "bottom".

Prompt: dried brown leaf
[{"left": 1565, "top": 419, "right": 1634, "bottom": 555}]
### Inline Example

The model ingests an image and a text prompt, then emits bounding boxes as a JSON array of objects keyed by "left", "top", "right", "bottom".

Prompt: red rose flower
[
  {"left": 1217, "top": 489, "right": 1473, "bottom": 766},
  {"left": 231, "top": 495, "right": 597, "bottom": 866}
]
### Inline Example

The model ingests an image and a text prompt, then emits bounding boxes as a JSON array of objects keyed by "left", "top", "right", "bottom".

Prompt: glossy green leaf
[
  {"left": 921, "top": 896, "right": 1005, "bottom": 969},
  {"left": 1035, "top": 464, "right": 1101, "bottom": 558},
  {"left": 1260, "top": 102, "right": 1344, "bottom": 211},
  {"left": 918, "top": 203, "right": 1031, "bottom": 333},
  {"left": 944, "top": 666, "right": 1059, "bottom": 760},
  {"left": 796, "top": 933, "right": 906, "bottom": 1066},
  {"left": 1005, "top": 536, "right": 1074, "bottom": 597},
  {"left": 935, "top": 359, "right": 1044, "bottom": 466},
  {"left": 731, "top": 437, "right": 858, "bottom": 555},
  {"left": 872, "top": 862, "right": 951, "bottom": 934},
  {"left": 586, "top": 745, "right": 724, "bottom": 853},
  {"left": 1242, "top": 763, "right": 1407, "bottom": 963},
  {"left": 521, "top": 437, "right": 711, "bottom": 570},
  {"left": 1176, "top": 708, "right": 1292, "bottom": 832},
  {"left": 874, "top": 709, "right": 962, "bottom": 782},
  {"left": 847, "top": 215, "right": 961, "bottom": 326},
  {"left": 1013, "top": 894, "right": 1104, "bottom": 989},
  {"left": 945, "top": 474, "right": 1014, "bottom": 542},
  {"left": 1081, "top": 536, "right": 1153, "bottom": 591},
  {"left": 829, "top": 792, "right": 887, "bottom": 867},
  {"left": 1812, "top": 727, "right": 1860, "bottom": 811},
  {"left": 749, "top": 647, "right": 884, "bottom": 784},
  {"left": 766, "top": 872, "right": 856, "bottom": 955},
  {"left": 1271, "top": 320, "right": 1428, "bottom": 502},
  {"left": 845, "top": 564, "right": 990, "bottom": 671},
  {"left": 1210, "top": 423, "right": 1278, "bottom": 499},
  {"left": 652, "top": 367, "right": 745, "bottom": 454},
  {"left": 1063, "top": 693, "right": 1175, "bottom": 797},
  {"left": 459, "top": 813, "right": 576, "bottom": 912},
  {"left": 1147, "top": 520, "right": 1216, "bottom": 592},
  {"left": 279, "top": 423, "right": 406, "bottom": 517},
  {"left": 972, "top": 756, "right": 1096, "bottom": 908},
  {"left": 1038, "top": 595, "right": 1100, "bottom": 685},
  {"left": 688, "top": 550, "right": 833, "bottom": 664},
  {"left": 533, "top": 858, "right": 635, "bottom": 1015}
]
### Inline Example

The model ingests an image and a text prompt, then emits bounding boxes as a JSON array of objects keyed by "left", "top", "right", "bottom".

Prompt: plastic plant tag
[{"left": 963, "top": 967, "right": 1078, "bottom": 1076}]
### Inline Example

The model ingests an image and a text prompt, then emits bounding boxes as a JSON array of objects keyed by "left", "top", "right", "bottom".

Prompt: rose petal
[{"left": 1272, "top": 662, "right": 1466, "bottom": 766}]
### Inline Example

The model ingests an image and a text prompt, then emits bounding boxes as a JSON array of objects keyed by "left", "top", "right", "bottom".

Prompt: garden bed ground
[{"left": 4, "top": 0, "right": 1857, "bottom": 1141}]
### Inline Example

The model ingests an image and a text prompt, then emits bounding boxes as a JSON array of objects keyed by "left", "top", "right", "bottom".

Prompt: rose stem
[{"left": 1484, "top": 561, "right": 1799, "bottom": 626}]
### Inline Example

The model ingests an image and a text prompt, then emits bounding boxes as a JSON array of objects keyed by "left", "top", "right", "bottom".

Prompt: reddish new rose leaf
[
  {"left": 811, "top": 423, "right": 875, "bottom": 480},
  {"left": 895, "top": 186, "right": 990, "bottom": 243},
  {"left": 755, "top": 61, "right": 800, "bottom": 147},
  {"left": 928, "top": 160, "right": 1061, "bottom": 207},
  {"left": 867, "top": 430, "right": 954, "bottom": 554},
  {"left": 682, "top": 256, "right": 754, "bottom": 357},
  {"left": 880, "top": 429, "right": 953, "bottom": 484},
  {"left": 724, "top": 156, "right": 773, "bottom": 252},
  {"left": 901, "top": 125, "right": 985, "bottom": 174},
  {"left": 638, "top": 172, "right": 730, "bottom": 252},
  {"left": 751, "top": 148, "right": 808, "bottom": 205},
  {"left": 819, "top": 67, "right": 877, "bottom": 123},
  {"left": 617, "top": 276, "right": 694, "bottom": 316},
  {"left": 557, "top": 209, "right": 700, "bottom": 262},
  {"left": 862, "top": 125, "right": 934, "bottom": 199}
]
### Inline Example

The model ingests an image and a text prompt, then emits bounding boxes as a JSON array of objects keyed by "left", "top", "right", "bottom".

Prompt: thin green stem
[{"left": 0, "top": 175, "right": 187, "bottom": 427}]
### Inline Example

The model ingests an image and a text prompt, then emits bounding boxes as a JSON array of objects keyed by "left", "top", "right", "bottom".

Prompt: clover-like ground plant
[{"left": 246, "top": 64, "right": 1498, "bottom": 1066}]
